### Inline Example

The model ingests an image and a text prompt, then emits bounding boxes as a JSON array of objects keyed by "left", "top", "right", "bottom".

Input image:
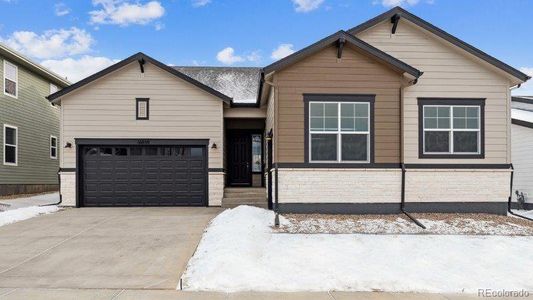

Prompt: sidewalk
[
  {"left": 0, "top": 192, "right": 59, "bottom": 211},
  {"left": 0, "top": 289, "right": 491, "bottom": 300}
]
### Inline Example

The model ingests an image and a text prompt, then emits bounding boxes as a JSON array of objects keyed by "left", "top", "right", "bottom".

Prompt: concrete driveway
[{"left": 0, "top": 207, "right": 222, "bottom": 291}]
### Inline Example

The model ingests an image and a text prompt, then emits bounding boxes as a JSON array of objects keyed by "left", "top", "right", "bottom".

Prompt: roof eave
[
  {"left": 263, "top": 30, "right": 421, "bottom": 79},
  {"left": 348, "top": 6, "right": 530, "bottom": 83},
  {"left": 47, "top": 52, "right": 233, "bottom": 103}
]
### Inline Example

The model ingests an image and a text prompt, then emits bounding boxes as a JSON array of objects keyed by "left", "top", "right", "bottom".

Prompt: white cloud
[
  {"left": 55, "top": 2, "right": 71, "bottom": 16},
  {"left": 291, "top": 0, "right": 324, "bottom": 12},
  {"left": 513, "top": 67, "right": 533, "bottom": 96},
  {"left": 216, "top": 47, "right": 261, "bottom": 65},
  {"left": 41, "top": 55, "right": 120, "bottom": 82},
  {"left": 1, "top": 27, "right": 94, "bottom": 59},
  {"left": 378, "top": 0, "right": 420, "bottom": 7},
  {"left": 246, "top": 51, "right": 261, "bottom": 62},
  {"left": 89, "top": 0, "right": 165, "bottom": 26},
  {"left": 154, "top": 22, "right": 165, "bottom": 31},
  {"left": 216, "top": 47, "right": 244, "bottom": 65},
  {"left": 192, "top": 0, "right": 211, "bottom": 7},
  {"left": 271, "top": 43, "right": 295, "bottom": 60}
]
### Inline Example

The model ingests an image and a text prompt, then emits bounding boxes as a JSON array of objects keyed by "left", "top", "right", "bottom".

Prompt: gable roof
[
  {"left": 1, "top": 43, "right": 70, "bottom": 87},
  {"left": 174, "top": 66, "right": 261, "bottom": 104},
  {"left": 263, "top": 30, "right": 423, "bottom": 78},
  {"left": 348, "top": 6, "right": 530, "bottom": 83},
  {"left": 47, "top": 52, "right": 232, "bottom": 103}
]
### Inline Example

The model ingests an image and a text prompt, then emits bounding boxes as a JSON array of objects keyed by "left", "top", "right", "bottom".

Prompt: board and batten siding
[
  {"left": 512, "top": 124, "right": 533, "bottom": 204},
  {"left": 60, "top": 61, "right": 224, "bottom": 169},
  {"left": 0, "top": 55, "right": 60, "bottom": 185},
  {"left": 273, "top": 45, "right": 403, "bottom": 163},
  {"left": 356, "top": 20, "right": 511, "bottom": 164}
]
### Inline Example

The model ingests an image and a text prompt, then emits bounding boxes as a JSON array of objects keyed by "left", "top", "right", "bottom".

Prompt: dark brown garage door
[{"left": 80, "top": 145, "right": 207, "bottom": 206}]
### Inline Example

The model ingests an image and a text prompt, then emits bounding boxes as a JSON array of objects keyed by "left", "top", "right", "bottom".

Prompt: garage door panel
[{"left": 81, "top": 144, "right": 207, "bottom": 207}]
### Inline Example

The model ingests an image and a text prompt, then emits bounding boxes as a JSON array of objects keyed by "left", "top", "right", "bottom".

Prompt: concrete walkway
[
  {"left": 0, "top": 192, "right": 59, "bottom": 210},
  {"left": 0, "top": 207, "right": 221, "bottom": 290}
]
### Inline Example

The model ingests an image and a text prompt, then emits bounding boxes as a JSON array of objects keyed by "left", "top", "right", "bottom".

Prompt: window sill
[{"left": 419, "top": 153, "right": 485, "bottom": 159}]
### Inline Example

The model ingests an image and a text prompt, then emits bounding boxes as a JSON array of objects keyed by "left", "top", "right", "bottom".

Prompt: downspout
[
  {"left": 274, "top": 164, "right": 280, "bottom": 226},
  {"left": 507, "top": 164, "right": 533, "bottom": 221},
  {"left": 41, "top": 168, "right": 62, "bottom": 206},
  {"left": 401, "top": 164, "right": 425, "bottom": 228},
  {"left": 399, "top": 86, "right": 425, "bottom": 228},
  {"left": 263, "top": 75, "right": 281, "bottom": 227}
]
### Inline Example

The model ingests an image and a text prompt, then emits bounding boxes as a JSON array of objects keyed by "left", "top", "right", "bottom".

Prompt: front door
[{"left": 228, "top": 133, "right": 252, "bottom": 186}]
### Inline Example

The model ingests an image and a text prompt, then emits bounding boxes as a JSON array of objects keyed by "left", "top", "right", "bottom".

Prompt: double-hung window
[
  {"left": 3, "top": 60, "right": 18, "bottom": 98},
  {"left": 306, "top": 95, "right": 374, "bottom": 163},
  {"left": 3, "top": 124, "right": 18, "bottom": 166},
  {"left": 50, "top": 136, "right": 58, "bottom": 159},
  {"left": 419, "top": 98, "right": 485, "bottom": 158}
]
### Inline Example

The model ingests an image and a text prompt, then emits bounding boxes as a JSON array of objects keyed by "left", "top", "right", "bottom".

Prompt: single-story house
[
  {"left": 511, "top": 96, "right": 533, "bottom": 210},
  {"left": 48, "top": 7, "right": 530, "bottom": 215},
  {"left": 1, "top": 43, "right": 70, "bottom": 196}
]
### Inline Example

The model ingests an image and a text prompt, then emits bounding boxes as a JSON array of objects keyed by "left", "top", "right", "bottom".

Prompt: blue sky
[{"left": 1, "top": 0, "right": 532, "bottom": 93}]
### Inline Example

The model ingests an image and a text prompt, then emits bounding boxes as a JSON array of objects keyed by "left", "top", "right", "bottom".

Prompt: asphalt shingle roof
[{"left": 174, "top": 66, "right": 261, "bottom": 103}]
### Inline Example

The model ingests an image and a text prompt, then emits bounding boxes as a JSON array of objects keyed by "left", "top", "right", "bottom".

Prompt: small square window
[{"left": 136, "top": 98, "right": 149, "bottom": 120}]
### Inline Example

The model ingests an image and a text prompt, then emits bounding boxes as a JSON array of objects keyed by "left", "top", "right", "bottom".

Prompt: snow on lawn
[
  {"left": 181, "top": 206, "right": 533, "bottom": 293},
  {"left": 280, "top": 213, "right": 533, "bottom": 235},
  {"left": 0, "top": 206, "right": 60, "bottom": 227}
]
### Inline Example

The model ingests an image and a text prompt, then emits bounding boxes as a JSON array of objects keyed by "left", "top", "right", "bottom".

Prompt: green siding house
[{"left": 0, "top": 43, "right": 70, "bottom": 196}]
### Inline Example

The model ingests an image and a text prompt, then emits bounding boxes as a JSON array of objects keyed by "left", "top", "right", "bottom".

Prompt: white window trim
[
  {"left": 3, "top": 60, "right": 18, "bottom": 99},
  {"left": 422, "top": 105, "right": 481, "bottom": 155},
  {"left": 3, "top": 124, "right": 18, "bottom": 166},
  {"left": 308, "top": 101, "right": 371, "bottom": 163},
  {"left": 50, "top": 135, "right": 58, "bottom": 159}
]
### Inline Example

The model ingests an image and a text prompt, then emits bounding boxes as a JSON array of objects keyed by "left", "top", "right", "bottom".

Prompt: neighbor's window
[
  {"left": 50, "top": 135, "right": 58, "bottom": 159},
  {"left": 50, "top": 83, "right": 59, "bottom": 95},
  {"left": 309, "top": 102, "right": 370, "bottom": 162},
  {"left": 136, "top": 98, "right": 149, "bottom": 120},
  {"left": 419, "top": 99, "right": 484, "bottom": 158},
  {"left": 3, "top": 60, "right": 18, "bottom": 98},
  {"left": 4, "top": 124, "right": 18, "bottom": 165}
]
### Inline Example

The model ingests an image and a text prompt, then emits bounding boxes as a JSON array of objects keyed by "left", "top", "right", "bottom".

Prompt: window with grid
[
  {"left": 50, "top": 136, "right": 58, "bottom": 159},
  {"left": 3, "top": 60, "right": 17, "bottom": 98},
  {"left": 4, "top": 125, "right": 17, "bottom": 165},
  {"left": 309, "top": 102, "right": 370, "bottom": 162},
  {"left": 422, "top": 105, "right": 481, "bottom": 155}
]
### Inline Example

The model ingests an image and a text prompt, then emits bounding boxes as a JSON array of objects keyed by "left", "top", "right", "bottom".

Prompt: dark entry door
[
  {"left": 80, "top": 145, "right": 207, "bottom": 206},
  {"left": 228, "top": 133, "right": 252, "bottom": 186}
]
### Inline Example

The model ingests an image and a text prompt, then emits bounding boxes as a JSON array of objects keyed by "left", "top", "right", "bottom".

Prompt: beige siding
[
  {"left": 356, "top": 21, "right": 511, "bottom": 164},
  {"left": 274, "top": 45, "right": 403, "bottom": 163},
  {"left": 60, "top": 61, "right": 224, "bottom": 169},
  {"left": 512, "top": 124, "right": 533, "bottom": 204}
]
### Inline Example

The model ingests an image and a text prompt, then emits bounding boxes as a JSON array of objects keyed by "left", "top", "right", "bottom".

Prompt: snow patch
[
  {"left": 181, "top": 206, "right": 533, "bottom": 293},
  {"left": 0, "top": 206, "right": 60, "bottom": 227}
]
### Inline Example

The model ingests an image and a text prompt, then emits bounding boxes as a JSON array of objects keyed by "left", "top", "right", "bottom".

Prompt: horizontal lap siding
[
  {"left": 60, "top": 62, "right": 223, "bottom": 169},
  {"left": 511, "top": 125, "right": 533, "bottom": 203},
  {"left": 356, "top": 21, "right": 511, "bottom": 164},
  {"left": 0, "top": 56, "right": 60, "bottom": 185},
  {"left": 275, "top": 45, "right": 402, "bottom": 163}
]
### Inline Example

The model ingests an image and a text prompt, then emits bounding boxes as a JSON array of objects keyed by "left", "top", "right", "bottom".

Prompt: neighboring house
[
  {"left": 0, "top": 43, "right": 70, "bottom": 196},
  {"left": 48, "top": 7, "right": 529, "bottom": 215},
  {"left": 511, "top": 96, "right": 533, "bottom": 210}
]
